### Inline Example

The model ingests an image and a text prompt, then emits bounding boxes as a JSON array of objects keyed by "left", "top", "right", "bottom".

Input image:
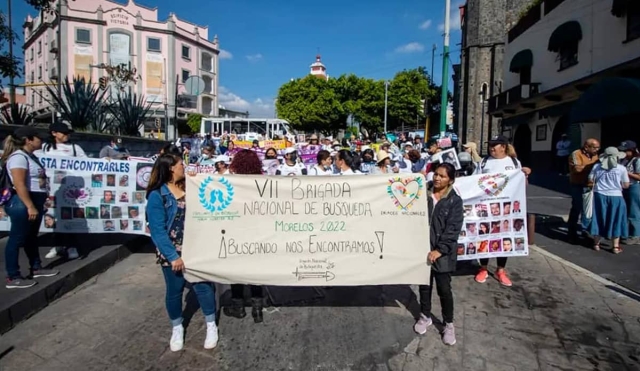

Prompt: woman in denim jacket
[{"left": 146, "top": 154, "right": 218, "bottom": 352}]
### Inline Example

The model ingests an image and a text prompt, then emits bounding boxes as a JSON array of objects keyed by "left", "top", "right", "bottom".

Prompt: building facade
[
  {"left": 455, "top": 0, "right": 532, "bottom": 153},
  {"left": 309, "top": 55, "right": 328, "bottom": 80},
  {"left": 487, "top": 0, "right": 640, "bottom": 169},
  {"left": 22, "top": 0, "right": 220, "bottom": 137}
]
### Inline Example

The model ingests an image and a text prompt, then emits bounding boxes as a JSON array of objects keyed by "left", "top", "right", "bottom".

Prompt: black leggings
[
  {"left": 231, "top": 284, "right": 263, "bottom": 299},
  {"left": 418, "top": 271, "right": 454, "bottom": 323},
  {"left": 479, "top": 257, "right": 508, "bottom": 268}
]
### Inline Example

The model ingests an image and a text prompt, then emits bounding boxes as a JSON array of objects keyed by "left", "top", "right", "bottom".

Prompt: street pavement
[{"left": 1, "top": 247, "right": 639, "bottom": 371}]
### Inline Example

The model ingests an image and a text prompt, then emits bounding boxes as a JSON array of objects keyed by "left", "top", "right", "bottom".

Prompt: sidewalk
[{"left": 0, "top": 248, "right": 638, "bottom": 371}]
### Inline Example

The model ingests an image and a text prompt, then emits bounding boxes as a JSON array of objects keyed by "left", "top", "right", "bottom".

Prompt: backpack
[
  {"left": 0, "top": 152, "right": 45, "bottom": 206},
  {"left": 480, "top": 156, "right": 520, "bottom": 170}
]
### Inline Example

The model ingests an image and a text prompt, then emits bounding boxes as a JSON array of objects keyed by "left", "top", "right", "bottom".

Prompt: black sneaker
[
  {"left": 31, "top": 269, "right": 60, "bottom": 278},
  {"left": 6, "top": 277, "right": 37, "bottom": 289}
]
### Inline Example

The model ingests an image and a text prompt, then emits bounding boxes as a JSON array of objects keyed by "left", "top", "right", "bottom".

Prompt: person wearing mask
[
  {"left": 309, "top": 150, "right": 333, "bottom": 175},
  {"left": 359, "top": 148, "right": 376, "bottom": 174},
  {"left": 414, "top": 162, "right": 463, "bottom": 346},
  {"left": 619, "top": 141, "right": 640, "bottom": 245},
  {"left": 276, "top": 148, "right": 307, "bottom": 176},
  {"left": 567, "top": 139, "right": 600, "bottom": 242},
  {"left": 555, "top": 134, "right": 572, "bottom": 175},
  {"left": 586, "top": 147, "right": 630, "bottom": 253},
  {"left": 3, "top": 127, "right": 59, "bottom": 289},
  {"left": 99, "top": 137, "right": 129, "bottom": 160},
  {"left": 39, "top": 121, "right": 86, "bottom": 260},
  {"left": 264, "top": 148, "right": 279, "bottom": 160},
  {"left": 224, "top": 150, "right": 267, "bottom": 322},
  {"left": 214, "top": 155, "right": 231, "bottom": 175},
  {"left": 474, "top": 135, "right": 531, "bottom": 287},
  {"left": 462, "top": 142, "right": 482, "bottom": 163},
  {"left": 335, "top": 150, "right": 359, "bottom": 175},
  {"left": 196, "top": 146, "right": 216, "bottom": 166},
  {"left": 146, "top": 154, "right": 218, "bottom": 351}
]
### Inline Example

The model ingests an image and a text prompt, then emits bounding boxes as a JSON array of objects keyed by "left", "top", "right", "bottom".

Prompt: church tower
[{"left": 309, "top": 55, "right": 328, "bottom": 80}]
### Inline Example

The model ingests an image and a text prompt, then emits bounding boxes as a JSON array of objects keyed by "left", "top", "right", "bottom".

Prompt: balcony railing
[{"left": 488, "top": 83, "right": 540, "bottom": 112}]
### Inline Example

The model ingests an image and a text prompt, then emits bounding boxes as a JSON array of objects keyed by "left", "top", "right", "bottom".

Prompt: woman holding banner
[
  {"left": 414, "top": 163, "right": 463, "bottom": 346},
  {"left": 146, "top": 154, "right": 219, "bottom": 352}
]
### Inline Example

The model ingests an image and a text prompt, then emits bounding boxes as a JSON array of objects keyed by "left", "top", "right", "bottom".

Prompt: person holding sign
[
  {"left": 276, "top": 148, "right": 307, "bottom": 176},
  {"left": 414, "top": 163, "right": 463, "bottom": 345},
  {"left": 146, "top": 154, "right": 219, "bottom": 352}
]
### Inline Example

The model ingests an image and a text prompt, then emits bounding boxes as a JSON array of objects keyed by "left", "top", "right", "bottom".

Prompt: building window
[
  {"left": 30, "top": 48, "right": 34, "bottom": 61},
  {"left": 627, "top": 6, "right": 640, "bottom": 41},
  {"left": 75, "top": 28, "right": 91, "bottom": 44},
  {"left": 38, "top": 90, "right": 43, "bottom": 103},
  {"left": 38, "top": 65, "right": 42, "bottom": 80},
  {"left": 182, "top": 45, "right": 191, "bottom": 60},
  {"left": 558, "top": 44, "right": 578, "bottom": 71},
  {"left": 147, "top": 37, "right": 161, "bottom": 52},
  {"left": 30, "top": 71, "right": 34, "bottom": 83},
  {"left": 37, "top": 40, "right": 41, "bottom": 54},
  {"left": 31, "top": 92, "right": 35, "bottom": 105},
  {"left": 182, "top": 69, "right": 190, "bottom": 83}
]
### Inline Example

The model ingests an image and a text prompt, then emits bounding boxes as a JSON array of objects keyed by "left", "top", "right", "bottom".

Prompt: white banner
[
  {"left": 454, "top": 170, "right": 529, "bottom": 260},
  {"left": 182, "top": 174, "right": 432, "bottom": 286}
]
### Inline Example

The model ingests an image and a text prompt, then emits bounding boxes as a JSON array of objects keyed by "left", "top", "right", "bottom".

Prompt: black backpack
[{"left": 0, "top": 153, "right": 39, "bottom": 206}]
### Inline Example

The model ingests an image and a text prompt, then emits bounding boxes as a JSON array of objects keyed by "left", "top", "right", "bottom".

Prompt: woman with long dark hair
[
  {"left": 414, "top": 162, "right": 463, "bottom": 346},
  {"left": 146, "top": 154, "right": 218, "bottom": 351},
  {"left": 224, "top": 149, "right": 267, "bottom": 322},
  {"left": 335, "top": 149, "right": 359, "bottom": 175},
  {"left": 3, "top": 126, "right": 59, "bottom": 289}
]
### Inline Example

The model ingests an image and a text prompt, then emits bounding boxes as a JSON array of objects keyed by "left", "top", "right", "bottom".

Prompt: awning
[
  {"left": 612, "top": 0, "right": 630, "bottom": 17},
  {"left": 548, "top": 21, "right": 583, "bottom": 52},
  {"left": 501, "top": 113, "right": 534, "bottom": 127},
  {"left": 509, "top": 49, "right": 533, "bottom": 73},
  {"left": 570, "top": 78, "right": 640, "bottom": 123}
]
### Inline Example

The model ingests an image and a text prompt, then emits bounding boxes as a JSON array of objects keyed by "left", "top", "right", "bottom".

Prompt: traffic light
[{"left": 99, "top": 77, "right": 107, "bottom": 90}]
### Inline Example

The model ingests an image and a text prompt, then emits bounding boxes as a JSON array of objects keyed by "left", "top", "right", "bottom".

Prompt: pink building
[{"left": 22, "top": 0, "right": 220, "bottom": 135}]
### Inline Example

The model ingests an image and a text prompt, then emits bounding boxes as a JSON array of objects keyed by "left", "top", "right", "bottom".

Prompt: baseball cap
[
  {"left": 13, "top": 126, "right": 44, "bottom": 139},
  {"left": 618, "top": 140, "right": 637, "bottom": 151},
  {"left": 284, "top": 147, "right": 297, "bottom": 155},
  {"left": 215, "top": 155, "right": 230, "bottom": 164},
  {"left": 50, "top": 121, "right": 73, "bottom": 134},
  {"left": 488, "top": 135, "right": 510, "bottom": 146}
]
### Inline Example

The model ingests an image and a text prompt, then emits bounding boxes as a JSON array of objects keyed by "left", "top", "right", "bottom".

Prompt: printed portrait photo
[
  {"left": 513, "top": 218, "right": 525, "bottom": 232},
  {"left": 490, "top": 221, "right": 501, "bottom": 234},
  {"left": 478, "top": 240, "right": 489, "bottom": 253},
  {"left": 100, "top": 205, "right": 111, "bottom": 219},
  {"left": 60, "top": 207, "right": 72, "bottom": 220},
  {"left": 502, "top": 238, "right": 513, "bottom": 252},
  {"left": 119, "top": 175, "right": 129, "bottom": 187},
  {"left": 128, "top": 206, "right": 140, "bottom": 219},
  {"left": 515, "top": 238, "right": 526, "bottom": 251},
  {"left": 490, "top": 202, "right": 501, "bottom": 217},
  {"left": 466, "top": 242, "right": 476, "bottom": 255},
  {"left": 502, "top": 219, "right": 511, "bottom": 232},
  {"left": 91, "top": 174, "right": 103, "bottom": 188},
  {"left": 85, "top": 206, "right": 99, "bottom": 219},
  {"left": 106, "top": 174, "right": 116, "bottom": 187},
  {"left": 479, "top": 222, "right": 490, "bottom": 235},
  {"left": 45, "top": 196, "right": 55, "bottom": 209},
  {"left": 133, "top": 220, "right": 143, "bottom": 231},
  {"left": 111, "top": 206, "right": 123, "bottom": 219},
  {"left": 53, "top": 171, "right": 67, "bottom": 184},
  {"left": 457, "top": 244, "right": 465, "bottom": 256},
  {"left": 102, "top": 190, "right": 115, "bottom": 204},
  {"left": 489, "top": 239, "right": 502, "bottom": 252},
  {"left": 103, "top": 220, "right": 116, "bottom": 232},
  {"left": 120, "top": 220, "right": 129, "bottom": 231},
  {"left": 73, "top": 208, "right": 85, "bottom": 219},
  {"left": 463, "top": 205, "right": 473, "bottom": 217},
  {"left": 459, "top": 230, "right": 466, "bottom": 238},
  {"left": 466, "top": 223, "right": 477, "bottom": 237},
  {"left": 503, "top": 202, "right": 512, "bottom": 215},
  {"left": 512, "top": 200, "right": 522, "bottom": 213},
  {"left": 120, "top": 192, "right": 129, "bottom": 203},
  {"left": 133, "top": 191, "right": 145, "bottom": 204},
  {"left": 475, "top": 204, "right": 488, "bottom": 218},
  {"left": 43, "top": 214, "right": 56, "bottom": 229}
]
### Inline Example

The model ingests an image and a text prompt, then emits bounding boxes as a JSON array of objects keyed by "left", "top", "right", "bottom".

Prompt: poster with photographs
[
  {"left": 431, "top": 148, "right": 461, "bottom": 170},
  {"left": 0, "top": 155, "right": 149, "bottom": 235},
  {"left": 454, "top": 170, "right": 528, "bottom": 261}
]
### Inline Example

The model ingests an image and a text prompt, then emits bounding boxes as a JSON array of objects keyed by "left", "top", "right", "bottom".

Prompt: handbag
[{"left": 582, "top": 174, "right": 601, "bottom": 226}]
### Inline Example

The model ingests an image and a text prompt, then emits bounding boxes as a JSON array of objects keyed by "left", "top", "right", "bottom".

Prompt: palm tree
[
  {"left": 44, "top": 76, "right": 108, "bottom": 131},
  {"left": 108, "top": 93, "right": 151, "bottom": 136},
  {"left": 0, "top": 103, "right": 34, "bottom": 126}
]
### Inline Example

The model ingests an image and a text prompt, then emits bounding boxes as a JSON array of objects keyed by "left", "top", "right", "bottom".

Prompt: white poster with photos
[
  {"left": 454, "top": 170, "right": 528, "bottom": 261},
  {"left": 0, "top": 155, "right": 152, "bottom": 235},
  {"left": 431, "top": 147, "right": 461, "bottom": 170}
]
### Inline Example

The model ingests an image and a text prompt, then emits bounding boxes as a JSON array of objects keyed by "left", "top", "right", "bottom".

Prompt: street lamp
[{"left": 384, "top": 80, "right": 389, "bottom": 133}]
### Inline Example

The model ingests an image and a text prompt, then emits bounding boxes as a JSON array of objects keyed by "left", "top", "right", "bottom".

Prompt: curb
[{"left": 0, "top": 236, "right": 149, "bottom": 335}]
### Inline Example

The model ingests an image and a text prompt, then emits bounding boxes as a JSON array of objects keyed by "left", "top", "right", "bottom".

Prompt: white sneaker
[
  {"left": 204, "top": 321, "right": 218, "bottom": 349},
  {"left": 170, "top": 325, "right": 184, "bottom": 352},
  {"left": 67, "top": 247, "right": 79, "bottom": 259},
  {"left": 45, "top": 247, "right": 59, "bottom": 259}
]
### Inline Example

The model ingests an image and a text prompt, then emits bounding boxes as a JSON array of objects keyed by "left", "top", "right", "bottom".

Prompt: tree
[
  {"left": 1, "top": 103, "right": 34, "bottom": 126},
  {"left": 44, "top": 76, "right": 108, "bottom": 131},
  {"left": 108, "top": 93, "right": 152, "bottom": 136},
  {"left": 186, "top": 113, "right": 203, "bottom": 134},
  {"left": 387, "top": 67, "right": 434, "bottom": 130}
]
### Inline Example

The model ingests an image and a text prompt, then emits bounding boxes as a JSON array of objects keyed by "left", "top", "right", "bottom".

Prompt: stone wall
[{"left": 0, "top": 125, "right": 169, "bottom": 158}]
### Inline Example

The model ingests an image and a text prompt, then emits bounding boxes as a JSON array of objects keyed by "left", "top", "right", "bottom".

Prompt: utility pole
[
  {"left": 383, "top": 80, "right": 389, "bottom": 133},
  {"left": 439, "top": 0, "right": 451, "bottom": 136},
  {"left": 431, "top": 44, "right": 436, "bottom": 81},
  {"left": 7, "top": 0, "right": 16, "bottom": 106},
  {"left": 57, "top": 0, "right": 62, "bottom": 99}
]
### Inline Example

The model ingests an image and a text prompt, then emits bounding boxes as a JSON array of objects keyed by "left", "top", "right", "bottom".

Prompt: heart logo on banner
[
  {"left": 387, "top": 177, "right": 424, "bottom": 210},
  {"left": 477, "top": 173, "right": 510, "bottom": 197}
]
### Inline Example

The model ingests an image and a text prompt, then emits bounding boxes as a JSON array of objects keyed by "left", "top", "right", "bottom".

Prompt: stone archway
[{"left": 513, "top": 124, "right": 532, "bottom": 167}]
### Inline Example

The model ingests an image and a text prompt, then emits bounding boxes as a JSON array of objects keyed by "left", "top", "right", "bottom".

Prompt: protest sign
[
  {"left": 182, "top": 174, "right": 431, "bottom": 286},
  {"left": 0, "top": 155, "right": 150, "bottom": 235},
  {"left": 454, "top": 170, "right": 528, "bottom": 260}
]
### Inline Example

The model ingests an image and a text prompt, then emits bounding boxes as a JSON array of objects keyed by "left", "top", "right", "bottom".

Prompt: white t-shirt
[
  {"left": 556, "top": 140, "right": 571, "bottom": 157},
  {"left": 277, "top": 162, "right": 307, "bottom": 176},
  {"left": 309, "top": 165, "right": 333, "bottom": 176},
  {"left": 6, "top": 150, "right": 48, "bottom": 193},
  {"left": 476, "top": 156, "right": 522, "bottom": 174},
  {"left": 38, "top": 142, "right": 87, "bottom": 158},
  {"left": 590, "top": 163, "right": 630, "bottom": 197},
  {"left": 623, "top": 158, "right": 640, "bottom": 185}
]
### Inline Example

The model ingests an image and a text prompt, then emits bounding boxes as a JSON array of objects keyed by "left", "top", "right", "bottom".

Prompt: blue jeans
[
  {"left": 568, "top": 185, "right": 587, "bottom": 235},
  {"left": 624, "top": 183, "right": 640, "bottom": 237},
  {"left": 4, "top": 192, "right": 48, "bottom": 279},
  {"left": 162, "top": 267, "right": 216, "bottom": 327}
]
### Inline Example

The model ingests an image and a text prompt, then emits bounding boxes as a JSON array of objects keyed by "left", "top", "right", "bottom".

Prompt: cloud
[
  {"left": 219, "top": 49, "right": 233, "bottom": 60},
  {"left": 218, "top": 86, "right": 274, "bottom": 117},
  {"left": 246, "top": 53, "right": 263, "bottom": 62},
  {"left": 438, "top": 1, "right": 464, "bottom": 32},
  {"left": 419, "top": 19, "right": 432, "bottom": 30},
  {"left": 394, "top": 42, "right": 425, "bottom": 54}
]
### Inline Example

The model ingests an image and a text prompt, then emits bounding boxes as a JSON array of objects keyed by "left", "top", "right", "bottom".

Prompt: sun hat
[{"left": 600, "top": 147, "right": 625, "bottom": 170}]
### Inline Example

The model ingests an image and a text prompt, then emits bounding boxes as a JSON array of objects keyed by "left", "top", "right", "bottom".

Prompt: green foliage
[
  {"left": 186, "top": 113, "right": 203, "bottom": 134},
  {"left": 107, "top": 93, "right": 152, "bottom": 136},
  {"left": 44, "top": 76, "right": 109, "bottom": 131},
  {"left": 276, "top": 67, "right": 446, "bottom": 134},
  {"left": 0, "top": 103, "right": 34, "bottom": 126}
]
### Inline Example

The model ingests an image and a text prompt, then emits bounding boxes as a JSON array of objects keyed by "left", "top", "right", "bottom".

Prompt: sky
[{"left": 2, "top": 0, "right": 465, "bottom": 117}]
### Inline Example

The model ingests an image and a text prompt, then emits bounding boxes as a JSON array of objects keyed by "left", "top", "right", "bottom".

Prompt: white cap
[
  {"left": 215, "top": 155, "right": 230, "bottom": 164},
  {"left": 284, "top": 147, "right": 297, "bottom": 155},
  {"left": 361, "top": 145, "right": 370, "bottom": 151},
  {"left": 403, "top": 142, "right": 413, "bottom": 147}
]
